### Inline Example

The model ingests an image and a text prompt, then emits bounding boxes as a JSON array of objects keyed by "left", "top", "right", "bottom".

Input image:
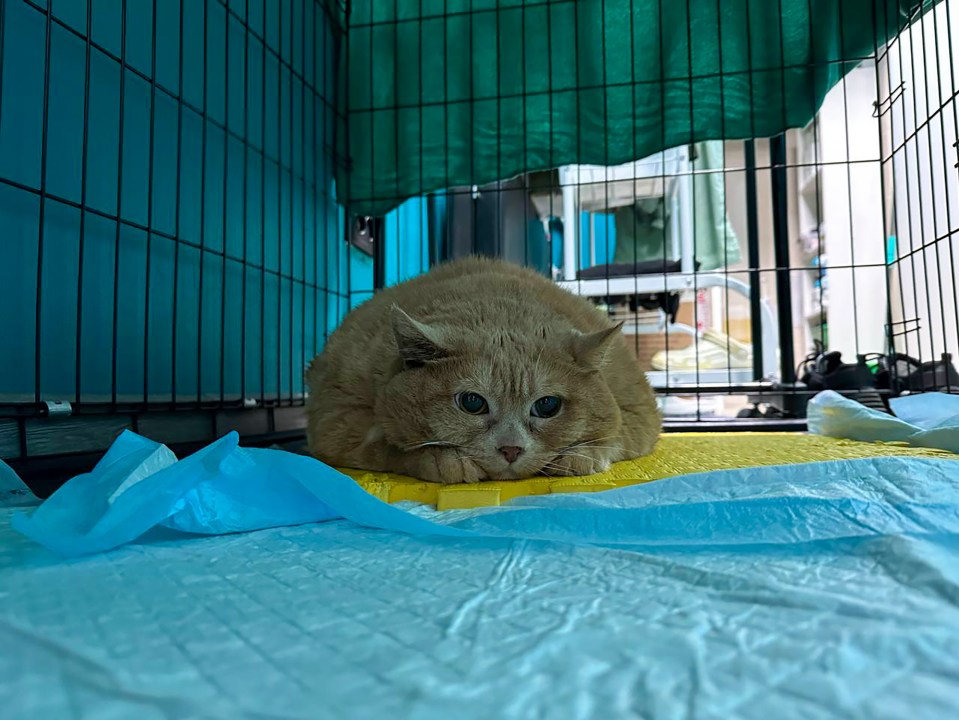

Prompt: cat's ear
[
  {"left": 390, "top": 305, "right": 448, "bottom": 367},
  {"left": 569, "top": 323, "right": 623, "bottom": 367}
]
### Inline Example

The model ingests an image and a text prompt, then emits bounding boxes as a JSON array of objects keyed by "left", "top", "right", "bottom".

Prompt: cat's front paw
[
  {"left": 543, "top": 451, "right": 612, "bottom": 477},
  {"left": 410, "top": 448, "right": 485, "bottom": 485}
]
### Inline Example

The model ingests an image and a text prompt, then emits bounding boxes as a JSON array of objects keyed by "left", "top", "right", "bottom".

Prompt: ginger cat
[{"left": 305, "top": 257, "right": 660, "bottom": 483}]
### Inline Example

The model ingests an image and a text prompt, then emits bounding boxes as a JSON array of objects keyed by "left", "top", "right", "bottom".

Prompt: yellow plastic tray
[{"left": 339, "top": 432, "right": 956, "bottom": 510}]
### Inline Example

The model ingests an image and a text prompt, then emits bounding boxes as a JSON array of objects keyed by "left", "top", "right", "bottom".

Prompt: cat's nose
[{"left": 498, "top": 446, "right": 524, "bottom": 464}]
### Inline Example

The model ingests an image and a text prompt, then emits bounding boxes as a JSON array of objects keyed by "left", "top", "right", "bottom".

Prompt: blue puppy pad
[{"left": 4, "top": 454, "right": 959, "bottom": 718}]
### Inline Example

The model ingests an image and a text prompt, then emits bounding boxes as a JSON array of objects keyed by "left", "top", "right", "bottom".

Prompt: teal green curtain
[{"left": 338, "top": 0, "right": 933, "bottom": 216}]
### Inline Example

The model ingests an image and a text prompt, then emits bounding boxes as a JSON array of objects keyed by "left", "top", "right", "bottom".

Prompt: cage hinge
[{"left": 43, "top": 400, "right": 73, "bottom": 417}]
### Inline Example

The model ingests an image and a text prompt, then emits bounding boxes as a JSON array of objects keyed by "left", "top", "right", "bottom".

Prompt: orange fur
[{"left": 305, "top": 257, "right": 660, "bottom": 483}]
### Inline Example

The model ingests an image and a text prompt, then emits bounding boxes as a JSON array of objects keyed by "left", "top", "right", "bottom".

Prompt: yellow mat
[{"left": 339, "top": 433, "right": 957, "bottom": 510}]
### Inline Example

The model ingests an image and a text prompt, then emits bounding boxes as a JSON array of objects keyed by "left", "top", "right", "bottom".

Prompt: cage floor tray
[{"left": 338, "top": 432, "right": 957, "bottom": 510}]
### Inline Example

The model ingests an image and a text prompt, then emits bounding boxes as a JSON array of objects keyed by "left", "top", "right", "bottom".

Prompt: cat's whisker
[
  {"left": 561, "top": 446, "right": 620, "bottom": 454},
  {"left": 540, "top": 457, "right": 572, "bottom": 472},
  {"left": 403, "top": 440, "right": 462, "bottom": 451},
  {"left": 564, "top": 441, "right": 619, "bottom": 449},
  {"left": 555, "top": 452, "right": 598, "bottom": 463},
  {"left": 562, "top": 438, "right": 608, "bottom": 450},
  {"left": 563, "top": 435, "right": 618, "bottom": 450}
]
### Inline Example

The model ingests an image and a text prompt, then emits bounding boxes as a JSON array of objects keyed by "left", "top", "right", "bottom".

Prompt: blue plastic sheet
[
  {"left": 11, "top": 430, "right": 469, "bottom": 557},
  {"left": 808, "top": 389, "right": 959, "bottom": 453},
  {"left": 3, "top": 454, "right": 959, "bottom": 718},
  {"left": 9, "top": 416, "right": 959, "bottom": 558}
]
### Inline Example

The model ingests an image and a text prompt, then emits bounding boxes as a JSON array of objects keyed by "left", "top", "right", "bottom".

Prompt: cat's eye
[
  {"left": 457, "top": 391, "right": 489, "bottom": 415},
  {"left": 531, "top": 395, "right": 562, "bottom": 418}
]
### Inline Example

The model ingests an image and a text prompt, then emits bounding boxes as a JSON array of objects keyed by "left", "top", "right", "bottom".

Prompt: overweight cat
[{"left": 305, "top": 256, "right": 660, "bottom": 483}]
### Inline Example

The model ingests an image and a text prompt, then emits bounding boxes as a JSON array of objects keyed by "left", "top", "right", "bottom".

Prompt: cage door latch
[{"left": 42, "top": 400, "right": 73, "bottom": 417}]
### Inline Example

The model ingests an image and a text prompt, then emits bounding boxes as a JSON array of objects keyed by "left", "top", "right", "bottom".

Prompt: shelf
[{"left": 646, "top": 368, "right": 757, "bottom": 388}]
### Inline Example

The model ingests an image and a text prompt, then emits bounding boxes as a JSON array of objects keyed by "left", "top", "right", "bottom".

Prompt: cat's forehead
[
  {"left": 467, "top": 325, "right": 565, "bottom": 352},
  {"left": 455, "top": 337, "right": 571, "bottom": 393}
]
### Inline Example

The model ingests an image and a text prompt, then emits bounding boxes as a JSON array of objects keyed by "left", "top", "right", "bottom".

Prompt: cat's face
[{"left": 378, "top": 307, "right": 624, "bottom": 480}]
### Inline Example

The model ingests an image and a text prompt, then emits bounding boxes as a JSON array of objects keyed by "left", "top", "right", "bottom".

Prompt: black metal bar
[
  {"left": 146, "top": 0, "right": 158, "bottom": 405},
  {"left": 0, "top": 0, "right": 5, "bottom": 130},
  {"left": 770, "top": 133, "right": 796, "bottom": 383},
  {"left": 197, "top": 0, "right": 209, "bottom": 405},
  {"left": 288, "top": 0, "right": 296, "bottom": 404},
  {"left": 323, "top": 2, "right": 332, "bottom": 338},
  {"left": 419, "top": 1, "right": 430, "bottom": 270},
  {"left": 112, "top": 3, "right": 130, "bottom": 407},
  {"left": 426, "top": 195, "right": 441, "bottom": 267},
  {"left": 170, "top": 0, "right": 185, "bottom": 408},
  {"left": 341, "top": 1, "right": 352, "bottom": 317},
  {"left": 34, "top": 1, "right": 54, "bottom": 406},
  {"left": 259, "top": 0, "right": 267, "bottom": 406},
  {"left": 75, "top": 0, "right": 94, "bottom": 405},
  {"left": 744, "top": 140, "right": 764, "bottom": 381},
  {"left": 299, "top": 0, "right": 308, "bottom": 397},
  {"left": 276, "top": 9, "right": 285, "bottom": 406},
  {"left": 221, "top": 4, "right": 230, "bottom": 405},
  {"left": 373, "top": 217, "right": 387, "bottom": 290},
  {"left": 241, "top": 0, "right": 250, "bottom": 401},
  {"left": 393, "top": 0, "right": 401, "bottom": 284}
]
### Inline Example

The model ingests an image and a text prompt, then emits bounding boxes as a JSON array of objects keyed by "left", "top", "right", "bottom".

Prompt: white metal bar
[{"left": 561, "top": 177, "right": 578, "bottom": 281}]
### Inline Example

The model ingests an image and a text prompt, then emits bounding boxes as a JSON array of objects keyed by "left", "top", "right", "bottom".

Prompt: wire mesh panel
[
  {"left": 0, "top": 0, "right": 348, "bottom": 467},
  {"left": 340, "top": 0, "right": 959, "bottom": 427},
  {"left": 880, "top": 1, "right": 959, "bottom": 372}
]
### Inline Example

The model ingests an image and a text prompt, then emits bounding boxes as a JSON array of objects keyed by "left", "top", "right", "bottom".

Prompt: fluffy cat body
[{"left": 306, "top": 257, "right": 660, "bottom": 483}]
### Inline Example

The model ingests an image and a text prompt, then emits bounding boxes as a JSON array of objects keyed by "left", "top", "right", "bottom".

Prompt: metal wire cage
[
  {"left": 0, "top": 0, "right": 350, "bottom": 489},
  {"left": 1, "top": 0, "right": 958, "bottom": 489}
]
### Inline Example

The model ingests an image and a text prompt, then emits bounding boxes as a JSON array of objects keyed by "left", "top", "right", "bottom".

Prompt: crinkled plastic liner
[
  {"left": 3, "top": 454, "right": 959, "bottom": 718},
  {"left": 10, "top": 431, "right": 468, "bottom": 557}
]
